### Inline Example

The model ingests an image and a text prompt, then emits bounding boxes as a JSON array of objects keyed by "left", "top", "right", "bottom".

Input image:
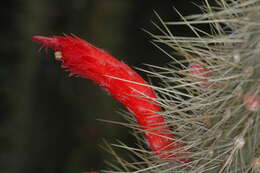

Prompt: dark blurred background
[{"left": 0, "top": 0, "right": 202, "bottom": 172}]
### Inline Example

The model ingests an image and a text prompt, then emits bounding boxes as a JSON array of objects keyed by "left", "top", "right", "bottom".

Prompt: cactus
[
  {"left": 101, "top": 0, "right": 260, "bottom": 172},
  {"left": 32, "top": 0, "right": 260, "bottom": 172}
]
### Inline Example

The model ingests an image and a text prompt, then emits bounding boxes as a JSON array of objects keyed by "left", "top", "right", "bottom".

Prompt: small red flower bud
[
  {"left": 32, "top": 34, "right": 191, "bottom": 162},
  {"left": 243, "top": 93, "right": 260, "bottom": 112},
  {"left": 188, "top": 62, "right": 212, "bottom": 87}
]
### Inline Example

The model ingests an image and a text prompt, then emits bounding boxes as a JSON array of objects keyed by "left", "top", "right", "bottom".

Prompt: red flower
[{"left": 32, "top": 34, "right": 191, "bottom": 162}]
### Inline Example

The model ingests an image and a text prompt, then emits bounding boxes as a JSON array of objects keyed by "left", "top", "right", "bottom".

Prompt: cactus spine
[{"left": 103, "top": 0, "right": 260, "bottom": 172}]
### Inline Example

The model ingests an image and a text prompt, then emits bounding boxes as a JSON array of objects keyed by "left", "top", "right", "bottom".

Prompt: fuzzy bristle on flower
[{"left": 32, "top": 34, "right": 191, "bottom": 163}]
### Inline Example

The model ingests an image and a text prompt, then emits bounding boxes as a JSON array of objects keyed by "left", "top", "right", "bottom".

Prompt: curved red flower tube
[{"left": 32, "top": 34, "right": 190, "bottom": 163}]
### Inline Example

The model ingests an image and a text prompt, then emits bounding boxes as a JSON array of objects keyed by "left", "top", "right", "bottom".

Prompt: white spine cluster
[{"left": 103, "top": 0, "right": 260, "bottom": 172}]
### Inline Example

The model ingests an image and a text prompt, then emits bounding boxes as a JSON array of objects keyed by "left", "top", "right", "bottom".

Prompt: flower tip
[{"left": 32, "top": 35, "right": 58, "bottom": 49}]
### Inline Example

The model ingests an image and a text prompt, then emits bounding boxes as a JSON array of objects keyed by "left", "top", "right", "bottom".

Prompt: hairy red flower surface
[{"left": 32, "top": 34, "right": 190, "bottom": 162}]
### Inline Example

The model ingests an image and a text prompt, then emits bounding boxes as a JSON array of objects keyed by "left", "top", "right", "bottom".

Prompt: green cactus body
[{"left": 103, "top": 0, "right": 260, "bottom": 172}]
